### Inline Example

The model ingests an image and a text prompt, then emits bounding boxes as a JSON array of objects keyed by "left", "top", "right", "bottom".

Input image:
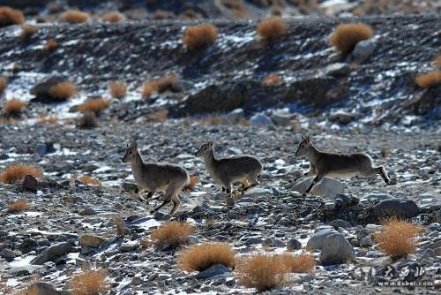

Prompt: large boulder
[
  {"left": 292, "top": 177, "right": 344, "bottom": 198},
  {"left": 30, "top": 242, "right": 73, "bottom": 265},
  {"left": 307, "top": 228, "right": 355, "bottom": 265},
  {"left": 373, "top": 199, "right": 419, "bottom": 219}
]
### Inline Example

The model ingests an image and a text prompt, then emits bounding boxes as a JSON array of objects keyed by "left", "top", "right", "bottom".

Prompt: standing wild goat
[
  {"left": 122, "top": 142, "right": 190, "bottom": 214},
  {"left": 195, "top": 141, "right": 262, "bottom": 202},
  {"left": 296, "top": 136, "right": 390, "bottom": 196}
]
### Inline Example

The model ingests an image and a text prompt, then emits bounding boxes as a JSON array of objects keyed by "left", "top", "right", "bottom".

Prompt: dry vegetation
[
  {"left": 142, "top": 75, "right": 181, "bottom": 98},
  {"left": 415, "top": 71, "right": 441, "bottom": 88},
  {"left": 70, "top": 269, "right": 109, "bottom": 295},
  {"left": 146, "top": 109, "right": 168, "bottom": 123},
  {"left": 185, "top": 175, "right": 199, "bottom": 191},
  {"left": 102, "top": 11, "right": 125, "bottom": 23},
  {"left": 179, "top": 242, "right": 235, "bottom": 272},
  {"left": 374, "top": 218, "right": 421, "bottom": 259},
  {"left": 7, "top": 199, "right": 30, "bottom": 213},
  {"left": 21, "top": 24, "right": 38, "bottom": 39},
  {"left": 77, "top": 98, "right": 110, "bottom": 115},
  {"left": 77, "top": 175, "right": 101, "bottom": 187},
  {"left": 236, "top": 253, "right": 287, "bottom": 292},
  {"left": 0, "top": 76, "right": 7, "bottom": 94},
  {"left": 262, "top": 74, "right": 282, "bottom": 85},
  {"left": 3, "top": 99, "right": 26, "bottom": 116},
  {"left": 0, "top": 6, "right": 25, "bottom": 27},
  {"left": 59, "top": 10, "right": 90, "bottom": 24},
  {"left": 38, "top": 114, "right": 58, "bottom": 125},
  {"left": 151, "top": 221, "right": 194, "bottom": 248},
  {"left": 256, "top": 17, "right": 287, "bottom": 43},
  {"left": 45, "top": 39, "right": 58, "bottom": 52},
  {"left": 279, "top": 252, "right": 315, "bottom": 273},
  {"left": 49, "top": 81, "right": 76, "bottom": 100},
  {"left": 0, "top": 164, "right": 43, "bottom": 184},
  {"left": 182, "top": 24, "right": 218, "bottom": 50},
  {"left": 109, "top": 81, "right": 127, "bottom": 99},
  {"left": 330, "top": 23, "right": 374, "bottom": 54},
  {"left": 113, "top": 215, "right": 126, "bottom": 237}
]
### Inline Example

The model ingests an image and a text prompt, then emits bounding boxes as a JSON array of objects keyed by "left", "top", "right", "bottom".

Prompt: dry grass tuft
[
  {"left": 142, "top": 75, "right": 181, "bottom": 98},
  {"left": 45, "top": 39, "right": 58, "bottom": 52},
  {"left": 59, "top": 10, "right": 90, "bottom": 24},
  {"left": 21, "top": 24, "right": 38, "bottom": 39},
  {"left": 257, "top": 17, "right": 287, "bottom": 43},
  {"left": 182, "top": 24, "right": 218, "bottom": 50},
  {"left": 179, "top": 242, "right": 235, "bottom": 272},
  {"left": 3, "top": 99, "right": 26, "bottom": 116},
  {"left": 49, "top": 81, "right": 76, "bottom": 100},
  {"left": 113, "top": 215, "right": 126, "bottom": 237},
  {"left": 151, "top": 222, "right": 194, "bottom": 249},
  {"left": 0, "top": 164, "right": 43, "bottom": 184},
  {"left": 330, "top": 23, "right": 374, "bottom": 54},
  {"left": 77, "top": 175, "right": 101, "bottom": 187},
  {"left": 435, "top": 55, "right": 441, "bottom": 69},
  {"left": 0, "top": 76, "right": 7, "bottom": 94},
  {"left": 70, "top": 269, "right": 109, "bottom": 295},
  {"left": 102, "top": 11, "right": 125, "bottom": 23},
  {"left": 279, "top": 252, "right": 315, "bottom": 273},
  {"left": 7, "top": 199, "right": 30, "bottom": 213},
  {"left": 108, "top": 81, "right": 127, "bottom": 99},
  {"left": 236, "top": 253, "right": 288, "bottom": 292},
  {"left": 184, "top": 175, "right": 199, "bottom": 191},
  {"left": 38, "top": 114, "right": 58, "bottom": 125},
  {"left": 77, "top": 98, "right": 110, "bottom": 115},
  {"left": 0, "top": 6, "right": 25, "bottom": 27},
  {"left": 374, "top": 218, "right": 421, "bottom": 259},
  {"left": 415, "top": 71, "right": 441, "bottom": 89},
  {"left": 262, "top": 74, "right": 282, "bottom": 85},
  {"left": 146, "top": 109, "right": 168, "bottom": 123}
]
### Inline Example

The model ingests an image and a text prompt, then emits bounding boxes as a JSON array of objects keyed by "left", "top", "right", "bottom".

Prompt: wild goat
[
  {"left": 195, "top": 141, "right": 262, "bottom": 204},
  {"left": 122, "top": 142, "right": 190, "bottom": 214},
  {"left": 295, "top": 136, "right": 390, "bottom": 196}
]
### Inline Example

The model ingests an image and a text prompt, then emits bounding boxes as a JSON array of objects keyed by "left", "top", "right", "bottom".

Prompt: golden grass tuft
[
  {"left": 3, "top": 99, "right": 26, "bottom": 116},
  {"left": 178, "top": 242, "right": 235, "bottom": 272},
  {"left": 256, "top": 17, "right": 287, "bottom": 43},
  {"left": 0, "top": 164, "right": 43, "bottom": 184},
  {"left": 146, "top": 109, "right": 168, "bottom": 123},
  {"left": 415, "top": 71, "right": 441, "bottom": 89},
  {"left": 182, "top": 23, "right": 218, "bottom": 50},
  {"left": 77, "top": 175, "right": 101, "bottom": 187},
  {"left": 38, "top": 114, "right": 58, "bottom": 125},
  {"left": 435, "top": 55, "right": 441, "bottom": 69},
  {"left": 0, "top": 6, "right": 25, "bottom": 27},
  {"left": 142, "top": 75, "right": 181, "bottom": 98},
  {"left": 21, "top": 24, "right": 38, "bottom": 39},
  {"left": 0, "top": 76, "right": 7, "bottom": 94},
  {"left": 7, "top": 199, "right": 30, "bottom": 213},
  {"left": 59, "top": 10, "right": 90, "bottom": 24},
  {"left": 108, "top": 81, "right": 127, "bottom": 99},
  {"left": 330, "top": 23, "right": 374, "bottom": 54},
  {"left": 151, "top": 221, "right": 194, "bottom": 248},
  {"left": 374, "top": 218, "right": 421, "bottom": 259},
  {"left": 113, "top": 215, "right": 125, "bottom": 237},
  {"left": 236, "top": 253, "right": 287, "bottom": 292},
  {"left": 49, "top": 81, "right": 76, "bottom": 100},
  {"left": 279, "top": 252, "right": 315, "bottom": 273},
  {"left": 45, "top": 39, "right": 58, "bottom": 52},
  {"left": 70, "top": 270, "right": 109, "bottom": 295},
  {"left": 262, "top": 74, "right": 282, "bottom": 85},
  {"left": 102, "top": 11, "right": 125, "bottom": 23},
  {"left": 77, "top": 98, "right": 110, "bottom": 115}
]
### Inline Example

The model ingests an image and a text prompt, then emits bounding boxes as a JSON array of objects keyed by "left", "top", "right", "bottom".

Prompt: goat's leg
[
  {"left": 170, "top": 194, "right": 181, "bottom": 215},
  {"left": 376, "top": 166, "right": 390, "bottom": 184}
]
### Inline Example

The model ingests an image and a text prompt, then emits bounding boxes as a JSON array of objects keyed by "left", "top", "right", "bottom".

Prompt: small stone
[
  {"left": 196, "top": 264, "right": 231, "bottom": 279},
  {"left": 27, "top": 282, "right": 69, "bottom": 295},
  {"left": 79, "top": 207, "right": 97, "bottom": 216},
  {"left": 250, "top": 113, "right": 273, "bottom": 127},
  {"left": 245, "top": 237, "right": 262, "bottom": 246},
  {"left": 351, "top": 39, "right": 376, "bottom": 63},
  {"left": 287, "top": 238, "right": 302, "bottom": 251},
  {"left": 373, "top": 199, "right": 419, "bottom": 219},
  {"left": 359, "top": 236, "right": 374, "bottom": 248},
  {"left": 362, "top": 193, "right": 395, "bottom": 203},
  {"left": 330, "top": 219, "right": 351, "bottom": 229},
  {"left": 324, "top": 63, "right": 351, "bottom": 77},
  {"left": 262, "top": 237, "right": 284, "bottom": 248},
  {"left": 270, "top": 110, "right": 293, "bottom": 126},
  {"left": 319, "top": 233, "right": 355, "bottom": 266},
  {"left": 22, "top": 175, "right": 38, "bottom": 193},
  {"left": 19, "top": 238, "right": 38, "bottom": 254},
  {"left": 226, "top": 197, "right": 235, "bottom": 207},
  {"left": 79, "top": 234, "right": 105, "bottom": 248},
  {"left": 1, "top": 248, "right": 16, "bottom": 259}
]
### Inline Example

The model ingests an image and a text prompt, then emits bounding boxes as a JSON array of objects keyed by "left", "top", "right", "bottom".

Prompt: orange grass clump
[
  {"left": 7, "top": 199, "right": 30, "bottom": 213},
  {"left": 330, "top": 23, "right": 374, "bottom": 54},
  {"left": 38, "top": 114, "right": 58, "bottom": 125},
  {"left": 142, "top": 75, "right": 181, "bottom": 98},
  {"left": 256, "top": 17, "right": 287, "bottom": 43},
  {"left": 102, "top": 11, "right": 125, "bottom": 23},
  {"left": 70, "top": 270, "right": 109, "bottom": 295},
  {"left": 112, "top": 215, "right": 126, "bottom": 237},
  {"left": 0, "top": 164, "right": 43, "bottom": 184},
  {"left": 3, "top": 99, "right": 26, "bottom": 116},
  {"left": 146, "top": 109, "right": 168, "bottom": 123},
  {"left": 108, "top": 81, "right": 127, "bottom": 99},
  {"left": 184, "top": 175, "right": 199, "bottom": 191},
  {"left": 49, "top": 81, "right": 76, "bottom": 100},
  {"left": 77, "top": 98, "right": 110, "bottom": 115},
  {"left": 374, "top": 218, "right": 421, "bottom": 259},
  {"left": 279, "top": 252, "right": 315, "bottom": 273},
  {"left": 0, "top": 6, "right": 25, "bottom": 27},
  {"left": 182, "top": 24, "right": 218, "bottom": 50},
  {"left": 59, "top": 10, "right": 90, "bottom": 24},
  {"left": 0, "top": 76, "right": 7, "bottom": 94},
  {"left": 179, "top": 242, "right": 235, "bottom": 272},
  {"left": 236, "top": 253, "right": 288, "bottom": 292},
  {"left": 415, "top": 71, "right": 441, "bottom": 88},
  {"left": 21, "top": 24, "right": 38, "bottom": 39},
  {"left": 151, "top": 221, "right": 194, "bottom": 248},
  {"left": 262, "top": 74, "right": 282, "bottom": 85},
  {"left": 77, "top": 175, "right": 101, "bottom": 187},
  {"left": 45, "top": 39, "right": 58, "bottom": 52}
]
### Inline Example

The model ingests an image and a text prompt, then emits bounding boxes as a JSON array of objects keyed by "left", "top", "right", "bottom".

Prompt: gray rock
[
  {"left": 351, "top": 38, "right": 376, "bottom": 62},
  {"left": 287, "top": 238, "right": 302, "bottom": 251},
  {"left": 22, "top": 175, "right": 38, "bottom": 193},
  {"left": 19, "top": 238, "right": 38, "bottom": 254},
  {"left": 243, "top": 187, "right": 272, "bottom": 197},
  {"left": 250, "top": 113, "right": 273, "bottom": 127},
  {"left": 1, "top": 248, "right": 16, "bottom": 259},
  {"left": 359, "top": 236, "right": 374, "bottom": 248},
  {"left": 226, "top": 108, "right": 245, "bottom": 121},
  {"left": 362, "top": 193, "right": 395, "bottom": 203},
  {"left": 35, "top": 142, "right": 55, "bottom": 156},
  {"left": 373, "top": 199, "right": 419, "bottom": 219},
  {"left": 30, "top": 242, "right": 73, "bottom": 265},
  {"left": 329, "top": 112, "right": 358, "bottom": 125},
  {"left": 79, "top": 207, "right": 97, "bottom": 216},
  {"left": 355, "top": 227, "right": 370, "bottom": 241},
  {"left": 196, "top": 264, "right": 231, "bottom": 279},
  {"left": 319, "top": 233, "right": 356, "bottom": 265},
  {"left": 262, "top": 237, "right": 285, "bottom": 248},
  {"left": 79, "top": 234, "right": 105, "bottom": 248},
  {"left": 27, "top": 282, "right": 70, "bottom": 295},
  {"left": 270, "top": 110, "right": 293, "bottom": 126},
  {"left": 324, "top": 63, "right": 351, "bottom": 77},
  {"left": 306, "top": 228, "right": 338, "bottom": 250},
  {"left": 245, "top": 237, "right": 262, "bottom": 246},
  {"left": 330, "top": 219, "right": 351, "bottom": 229},
  {"left": 293, "top": 177, "right": 344, "bottom": 198}
]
